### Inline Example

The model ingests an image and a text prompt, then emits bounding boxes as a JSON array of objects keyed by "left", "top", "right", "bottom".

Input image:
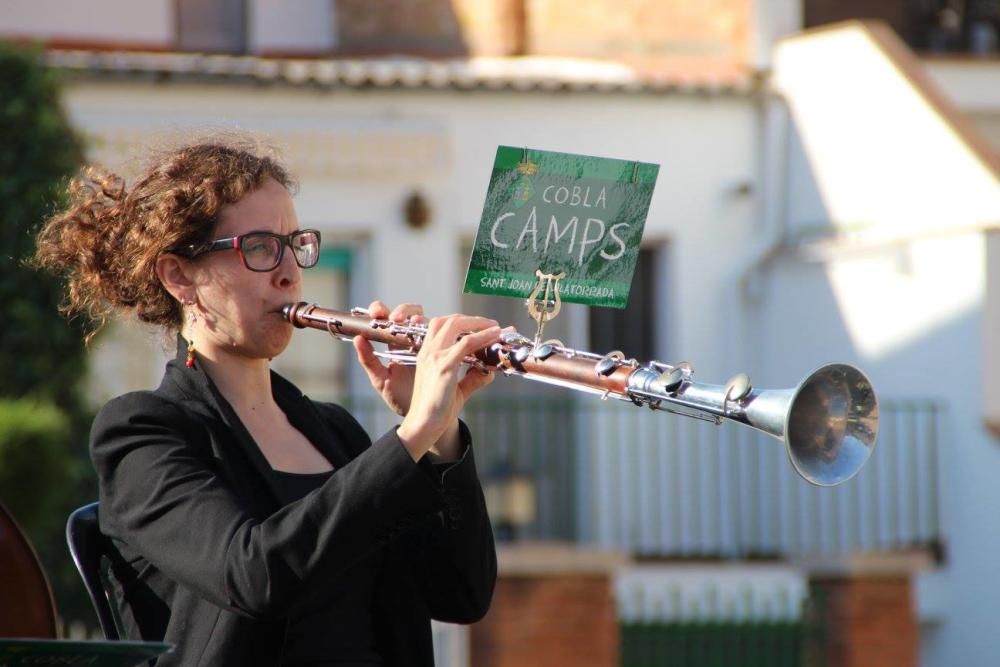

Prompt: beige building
[{"left": 4, "top": 2, "right": 1000, "bottom": 666}]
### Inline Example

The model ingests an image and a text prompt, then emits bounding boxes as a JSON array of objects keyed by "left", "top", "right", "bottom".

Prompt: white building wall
[
  {"left": 760, "top": 31, "right": 1000, "bottom": 665},
  {"left": 0, "top": 0, "right": 174, "bottom": 46},
  {"left": 0, "top": 0, "right": 338, "bottom": 53},
  {"left": 749, "top": 0, "right": 801, "bottom": 69},
  {"left": 63, "top": 81, "right": 759, "bottom": 402},
  {"left": 54, "top": 41, "right": 1000, "bottom": 667},
  {"left": 751, "top": 230, "right": 998, "bottom": 667},
  {"left": 26, "top": 5, "right": 1000, "bottom": 664}
]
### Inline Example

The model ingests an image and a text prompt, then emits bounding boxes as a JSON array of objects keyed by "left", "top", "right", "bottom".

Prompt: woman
[{"left": 35, "top": 138, "right": 500, "bottom": 666}]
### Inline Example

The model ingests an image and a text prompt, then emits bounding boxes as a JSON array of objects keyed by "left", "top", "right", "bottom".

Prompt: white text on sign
[{"left": 490, "top": 208, "right": 629, "bottom": 267}]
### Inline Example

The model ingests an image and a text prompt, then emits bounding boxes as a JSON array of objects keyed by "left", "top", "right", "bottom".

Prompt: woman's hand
[
  {"left": 353, "top": 301, "right": 423, "bottom": 417},
  {"left": 354, "top": 302, "right": 501, "bottom": 460}
]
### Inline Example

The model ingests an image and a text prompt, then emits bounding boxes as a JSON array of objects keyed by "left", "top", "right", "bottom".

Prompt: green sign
[{"left": 464, "top": 146, "right": 659, "bottom": 308}]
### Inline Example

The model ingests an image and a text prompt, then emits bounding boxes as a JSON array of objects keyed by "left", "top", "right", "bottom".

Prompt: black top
[
  {"left": 269, "top": 468, "right": 382, "bottom": 666},
  {"left": 91, "top": 338, "right": 497, "bottom": 666}
]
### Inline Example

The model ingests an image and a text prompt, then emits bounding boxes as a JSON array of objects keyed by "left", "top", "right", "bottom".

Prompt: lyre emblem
[{"left": 526, "top": 270, "right": 566, "bottom": 346}]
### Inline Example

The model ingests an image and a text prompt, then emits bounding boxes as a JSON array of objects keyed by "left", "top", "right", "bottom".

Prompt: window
[
  {"left": 804, "top": 0, "right": 1000, "bottom": 57},
  {"left": 175, "top": 0, "right": 247, "bottom": 53},
  {"left": 588, "top": 246, "right": 660, "bottom": 362}
]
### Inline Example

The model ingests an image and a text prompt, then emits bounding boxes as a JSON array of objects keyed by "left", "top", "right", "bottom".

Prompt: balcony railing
[{"left": 345, "top": 396, "right": 943, "bottom": 558}]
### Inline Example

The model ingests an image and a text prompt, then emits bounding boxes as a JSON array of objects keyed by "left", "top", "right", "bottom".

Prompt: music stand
[{"left": 0, "top": 638, "right": 172, "bottom": 666}]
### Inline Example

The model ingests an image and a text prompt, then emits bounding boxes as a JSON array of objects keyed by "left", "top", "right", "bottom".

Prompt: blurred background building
[{"left": 2, "top": 1, "right": 999, "bottom": 666}]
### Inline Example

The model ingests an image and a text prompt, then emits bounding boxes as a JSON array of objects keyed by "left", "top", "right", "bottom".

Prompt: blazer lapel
[
  {"left": 164, "top": 337, "right": 351, "bottom": 503},
  {"left": 164, "top": 337, "right": 282, "bottom": 511},
  {"left": 271, "top": 373, "right": 352, "bottom": 470}
]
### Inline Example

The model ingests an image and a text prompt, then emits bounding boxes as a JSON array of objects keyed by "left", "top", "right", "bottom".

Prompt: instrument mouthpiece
[{"left": 281, "top": 302, "right": 307, "bottom": 327}]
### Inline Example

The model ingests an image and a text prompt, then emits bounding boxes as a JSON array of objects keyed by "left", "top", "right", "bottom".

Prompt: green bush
[
  {"left": 0, "top": 399, "right": 74, "bottom": 533},
  {"left": 0, "top": 398, "right": 98, "bottom": 631}
]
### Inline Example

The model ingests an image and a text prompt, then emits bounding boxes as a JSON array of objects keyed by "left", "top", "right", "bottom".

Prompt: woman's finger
[
  {"left": 383, "top": 304, "right": 426, "bottom": 352},
  {"left": 425, "top": 314, "right": 496, "bottom": 335},
  {"left": 388, "top": 302, "right": 424, "bottom": 323},
  {"left": 458, "top": 365, "right": 495, "bottom": 399},
  {"left": 367, "top": 300, "right": 390, "bottom": 320},
  {"left": 353, "top": 335, "right": 388, "bottom": 389},
  {"left": 427, "top": 315, "right": 499, "bottom": 348},
  {"left": 443, "top": 326, "right": 502, "bottom": 367}
]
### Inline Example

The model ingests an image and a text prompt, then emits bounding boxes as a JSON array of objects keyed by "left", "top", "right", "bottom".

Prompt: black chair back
[{"left": 66, "top": 502, "right": 121, "bottom": 640}]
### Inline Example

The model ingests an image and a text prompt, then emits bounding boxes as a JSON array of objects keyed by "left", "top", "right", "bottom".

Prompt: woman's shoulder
[
  {"left": 96, "top": 390, "right": 184, "bottom": 420},
  {"left": 92, "top": 389, "right": 206, "bottom": 442}
]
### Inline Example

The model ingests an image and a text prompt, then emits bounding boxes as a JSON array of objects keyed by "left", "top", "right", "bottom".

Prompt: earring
[{"left": 184, "top": 300, "right": 198, "bottom": 369}]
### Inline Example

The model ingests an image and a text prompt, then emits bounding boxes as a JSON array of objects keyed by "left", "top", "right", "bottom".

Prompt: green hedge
[
  {"left": 0, "top": 399, "right": 74, "bottom": 533},
  {"left": 0, "top": 398, "right": 97, "bottom": 631},
  {"left": 621, "top": 619, "right": 825, "bottom": 667}
]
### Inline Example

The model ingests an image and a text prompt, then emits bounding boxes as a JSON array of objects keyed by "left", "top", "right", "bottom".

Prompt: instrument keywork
[{"left": 283, "top": 302, "right": 878, "bottom": 486}]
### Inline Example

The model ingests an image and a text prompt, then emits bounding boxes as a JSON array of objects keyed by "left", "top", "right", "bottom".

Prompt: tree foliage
[
  {"left": 0, "top": 42, "right": 96, "bottom": 631},
  {"left": 0, "top": 42, "right": 87, "bottom": 407}
]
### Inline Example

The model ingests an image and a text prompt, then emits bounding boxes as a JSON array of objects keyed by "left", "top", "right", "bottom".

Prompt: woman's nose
[{"left": 274, "top": 248, "right": 301, "bottom": 287}]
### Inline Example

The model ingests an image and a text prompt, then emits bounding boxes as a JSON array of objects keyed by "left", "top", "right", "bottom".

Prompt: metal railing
[
  {"left": 431, "top": 622, "right": 468, "bottom": 667},
  {"left": 616, "top": 566, "right": 829, "bottom": 667},
  {"left": 345, "top": 396, "right": 943, "bottom": 558},
  {"left": 620, "top": 618, "right": 821, "bottom": 667}
]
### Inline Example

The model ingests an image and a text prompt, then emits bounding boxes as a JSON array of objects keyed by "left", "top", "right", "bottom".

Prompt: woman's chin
[{"left": 264, "top": 325, "right": 294, "bottom": 358}]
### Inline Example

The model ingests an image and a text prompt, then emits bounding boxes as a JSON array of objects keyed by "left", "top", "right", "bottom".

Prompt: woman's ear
[{"left": 156, "top": 253, "right": 197, "bottom": 304}]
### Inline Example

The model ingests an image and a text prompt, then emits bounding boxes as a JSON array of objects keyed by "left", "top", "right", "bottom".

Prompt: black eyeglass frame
[{"left": 179, "top": 229, "right": 322, "bottom": 272}]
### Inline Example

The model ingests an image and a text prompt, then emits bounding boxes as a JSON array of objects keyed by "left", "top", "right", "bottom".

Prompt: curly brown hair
[{"left": 35, "top": 136, "right": 295, "bottom": 340}]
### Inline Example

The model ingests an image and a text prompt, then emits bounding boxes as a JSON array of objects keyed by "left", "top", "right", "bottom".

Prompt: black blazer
[{"left": 91, "top": 343, "right": 496, "bottom": 666}]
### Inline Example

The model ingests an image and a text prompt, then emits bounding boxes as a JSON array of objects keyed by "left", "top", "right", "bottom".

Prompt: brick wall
[
  {"left": 470, "top": 573, "right": 619, "bottom": 667},
  {"left": 524, "top": 0, "right": 750, "bottom": 63},
  {"left": 469, "top": 548, "right": 920, "bottom": 667},
  {"left": 335, "top": 0, "right": 750, "bottom": 63},
  {"left": 808, "top": 575, "right": 919, "bottom": 667},
  {"left": 335, "top": 0, "right": 525, "bottom": 56},
  {"left": 470, "top": 544, "right": 627, "bottom": 667}
]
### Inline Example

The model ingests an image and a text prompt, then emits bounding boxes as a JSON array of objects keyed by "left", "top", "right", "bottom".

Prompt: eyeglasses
[{"left": 181, "top": 229, "right": 322, "bottom": 272}]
